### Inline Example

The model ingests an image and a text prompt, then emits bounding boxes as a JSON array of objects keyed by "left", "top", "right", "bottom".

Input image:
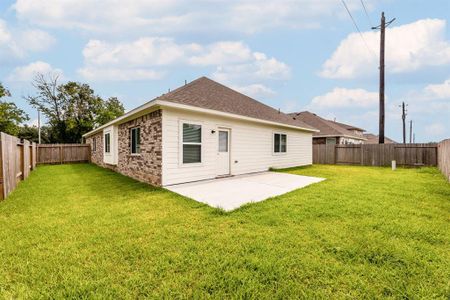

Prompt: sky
[{"left": 0, "top": 0, "right": 449, "bottom": 142}]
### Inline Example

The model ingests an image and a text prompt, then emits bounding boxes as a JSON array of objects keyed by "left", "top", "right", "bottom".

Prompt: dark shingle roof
[
  {"left": 331, "top": 120, "right": 365, "bottom": 132},
  {"left": 363, "top": 133, "right": 396, "bottom": 144},
  {"left": 288, "top": 111, "right": 365, "bottom": 140},
  {"left": 156, "top": 77, "right": 315, "bottom": 130}
]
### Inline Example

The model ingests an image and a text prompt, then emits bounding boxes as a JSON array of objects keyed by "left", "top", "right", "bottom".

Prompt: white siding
[
  {"left": 103, "top": 125, "right": 118, "bottom": 165},
  {"left": 162, "top": 108, "right": 313, "bottom": 186}
]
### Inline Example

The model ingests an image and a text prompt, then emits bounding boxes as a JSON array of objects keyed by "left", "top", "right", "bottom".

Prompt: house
[
  {"left": 83, "top": 77, "right": 318, "bottom": 187},
  {"left": 363, "top": 133, "right": 396, "bottom": 144},
  {"left": 288, "top": 111, "right": 366, "bottom": 145}
]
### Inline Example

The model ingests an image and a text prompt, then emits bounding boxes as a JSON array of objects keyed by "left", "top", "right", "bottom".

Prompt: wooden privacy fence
[
  {"left": 437, "top": 139, "right": 450, "bottom": 181},
  {"left": 37, "top": 144, "right": 91, "bottom": 164},
  {"left": 0, "top": 132, "right": 37, "bottom": 200},
  {"left": 313, "top": 143, "right": 438, "bottom": 167}
]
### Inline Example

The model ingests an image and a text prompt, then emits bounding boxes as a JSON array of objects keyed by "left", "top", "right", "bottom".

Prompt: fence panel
[
  {"left": 37, "top": 144, "right": 91, "bottom": 164},
  {"left": 313, "top": 144, "right": 335, "bottom": 164},
  {"left": 438, "top": 139, "right": 450, "bottom": 181},
  {"left": 313, "top": 143, "right": 438, "bottom": 167},
  {"left": 0, "top": 132, "right": 37, "bottom": 200}
]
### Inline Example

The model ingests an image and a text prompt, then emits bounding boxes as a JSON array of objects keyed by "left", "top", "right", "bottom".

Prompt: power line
[
  {"left": 360, "top": 0, "right": 373, "bottom": 28},
  {"left": 341, "top": 0, "right": 377, "bottom": 59}
]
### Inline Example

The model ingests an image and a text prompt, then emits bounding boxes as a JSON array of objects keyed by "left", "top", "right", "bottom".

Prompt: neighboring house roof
[
  {"left": 83, "top": 77, "right": 317, "bottom": 137},
  {"left": 363, "top": 133, "right": 396, "bottom": 144},
  {"left": 288, "top": 111, "right": 366, "bottom": 140},
  {"left": 330, "top": 120, "right": 365, "bottom": 132}
]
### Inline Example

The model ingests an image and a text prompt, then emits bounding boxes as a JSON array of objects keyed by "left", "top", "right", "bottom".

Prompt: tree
[
  {"left": 96, "top": 97, "right": 125, "bottom": 125},
  {"left": 0, "top": 83, "right": 29, "bottom": 136},
  {"left": 17, "top": 125, "right": 51, "bottom": 144},
  {"left": 25, "top": 74, "right": 125, "bottom": 143}
]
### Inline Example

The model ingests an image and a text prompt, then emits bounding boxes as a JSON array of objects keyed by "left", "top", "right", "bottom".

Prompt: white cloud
[
  {"left": 232, "top": 84, "right": 275, "bottom": 99},
  {"left": 18, "top": 29, "right": 55, "bottom": 52},
  {"left": 13, "top": 0, "right": 368, "bottom": 35},
  {"left": 83, "top": 38, "right": 197, "bottom": 67},
  {"left": 189, "top": 42, "right": 252, "bottom": 66},
  {"left": 0, "top": 18, "right": 55, "bottom": 61},
  {"left": 7, "top": 61, "right": 63, "bottom": 82},
  {"left": 78, "top": 67, "right": 163, "bottom": 81},
  {"left": 309, "top": 87, "right": 378, "bottom": 108},
  {"left": 424, "top": 123, "right": 446, "bottom": 137},
  {"left": 211, "top": 52, "right": 290, "bottom": 84},
  {"left": 424, "top": 78, "right": 450, "bottom": 99},
  {"left": 320, "top": 19, "right": 450, "bottom": 79},
  {"left": 78, "top": 38, "right": 290, "bottom": 87}
]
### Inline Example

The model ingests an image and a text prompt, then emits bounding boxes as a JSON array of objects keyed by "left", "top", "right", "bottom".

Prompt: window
[
  {"left": 130, "top": 127, "right": 141, "bottom": 154},
  {"left": 92, "top": 137, "right": 96, "bottom": 152},
  {"left": 219, "top": 131, "right": 228, "bottom": 152},
  {"left": 182, "top": 123, "right": 201, "bottom": 163},
  {"left": 326, "top": 137, "right": 337, "bottom": 145},
  {"left": 274, "top": 133, "right": 287, "bottom": 153},
  {"left": 105, "top": 133, "right": 111, "bottom": 153}
]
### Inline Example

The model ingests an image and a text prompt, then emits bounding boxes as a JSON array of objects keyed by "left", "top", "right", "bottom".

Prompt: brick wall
[
  {"left": 85, "top": 109, "right": 162, "bottom": 186},
  {"left": 86, "top": 132, "right": 104, "bottom": 166},
  {"left": 117, "top": 110, "right": 162, "bottom": 186}
]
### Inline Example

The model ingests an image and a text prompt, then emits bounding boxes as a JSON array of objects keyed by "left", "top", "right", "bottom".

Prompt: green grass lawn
[{"left": 0, "top": 164, "right": 449, "bottom": 298}]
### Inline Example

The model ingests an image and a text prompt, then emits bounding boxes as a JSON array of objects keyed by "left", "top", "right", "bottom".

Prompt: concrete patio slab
[{"left": 165, "top": 172, "right": 325, "bottom": 211}]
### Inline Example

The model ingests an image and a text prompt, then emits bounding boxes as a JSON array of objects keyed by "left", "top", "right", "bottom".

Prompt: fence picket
[{"left": 313, "top": 143, "right": 439, "bottom": 167}]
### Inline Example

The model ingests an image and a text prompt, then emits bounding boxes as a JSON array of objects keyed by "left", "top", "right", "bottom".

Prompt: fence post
[
  {"left": 334, "top": 144, "right": 337, "bottom": 164},
  {"left": 0, "top": 133, "right": 4, "bottom": 200},
  {"left": 360, "top": 144, "right": 363, "bottom": 165},
  {"left": 20, "top": 143, "right": 24, "bottom": 180},
  {"left": 60, "top": 145, "right": 63, "bottom": 164}
]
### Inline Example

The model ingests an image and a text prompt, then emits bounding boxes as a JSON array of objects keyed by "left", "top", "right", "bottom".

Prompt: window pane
[
  {"left": 281, "top": 134, "right": 287, "bottom": 152},
  {"left": 136, "top": 128, "right": 140, "bottom": 153},
  {"left": 274, "top": 134, "right": 280, "bottom": 152},
  {"left": 183, "top": 144, "right": 201, "bottom": 163},
  {"left": 326, "top": 137, "right": 336, "bottom": 145},
  {"left": 131, "top": 129, "right": 136, "bottom": 153},
  {"left": 131, "top": 128, "right": 140, "bottom": 154},
  {"left": 219, "top": 131, "right": 228, "bottom": 152},
  {"left": 105, "top": 134, "right": 110, "bottom": 153},
  {"left": 183, "top": 124, "right": 201, "bottom": 143}
]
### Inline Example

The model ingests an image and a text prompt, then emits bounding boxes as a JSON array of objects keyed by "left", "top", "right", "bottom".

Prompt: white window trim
[
  {"left": 273, "top": 132, "right": 288, "bottom": 155},
  {"left": 130, "top": 127, "right": 141, "bottom": 155},
  {"left": 179, "top": 120, "right": 204, "bottom": 167}
]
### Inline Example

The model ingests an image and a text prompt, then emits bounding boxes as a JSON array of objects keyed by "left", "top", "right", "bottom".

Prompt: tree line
[{"left": 0, "top": 74, "right": 125, "bottom": 143}]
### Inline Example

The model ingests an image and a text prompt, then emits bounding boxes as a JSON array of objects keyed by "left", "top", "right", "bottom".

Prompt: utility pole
[
  {"left": 400, "top": 101, "right": 407, "bottom": 144},
  {"left": 38, "top": 109, "right": 41, "bottom": 144},
  {"left": 409, "top": 120, "right": 413, "bottom": 143},
  {"left": 372, "top": 12, "right": 395, "bottom": 144}
]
